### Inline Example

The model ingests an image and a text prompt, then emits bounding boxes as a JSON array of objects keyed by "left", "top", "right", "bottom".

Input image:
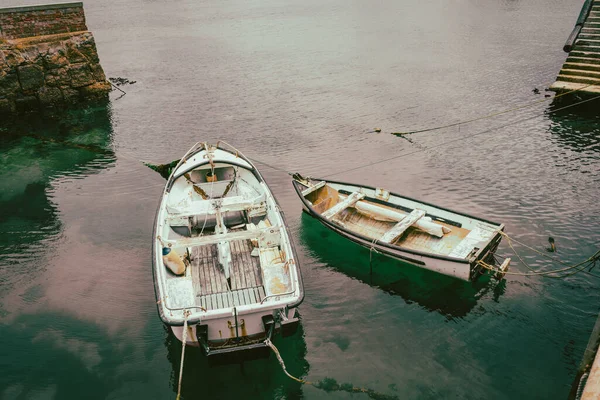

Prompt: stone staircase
[{"left": 551, "top": 0, "right": 600, "bottom": 94}]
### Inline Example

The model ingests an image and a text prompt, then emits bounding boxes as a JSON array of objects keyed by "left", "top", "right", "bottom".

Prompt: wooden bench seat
[
  {"left": 380, "top": 209, "right": 426, "bottom": 244},
  {"left": 322, "top": 191, "right": 365, "bottom": 220}
]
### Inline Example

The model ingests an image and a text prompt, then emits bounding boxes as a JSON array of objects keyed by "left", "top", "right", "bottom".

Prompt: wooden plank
[
  {"left": 258, "top": 286, "right": 265, "bottom": 302},
  {"left": 204, "top": 246, "right": 213, "bottom": 294},
  {"left": 235, "top": 290, "right": 244, "bottom": 306},
  {"left": 322, "top": 192, "right": 365, "bottom": 220},
  {"left": 233, "top": 240, "right": 247, "bottom": 289},
  {"left": 163, "top": 225, "right": 276, "bottom": 248},
  {"left": 199, "top": 246, "right": 210, "bottom": 295},
  {"left": 208, "top": 247, "right": 219, "bottom": 295},
  {"left": 248, "top": 240, "right": 261, "bottom": 287},
  {"left": 237, "top": 240, "right": 252, "bottom": 289},
  {"left": 380, "top": 209, "right": 426, "bottom": 244},
  {"left": 253, "top": 247, "right": 263, "bottom": 287},
  {"left": 191, "top": 248, "right": 201, "bottom": 297},
  {"left": 222, "top": 292, "right": 229, "bottom": 309},
  {"left": 229, "top": 240, "right": 238, "bottom": 290},
  {"left": 233, "top": 290, "right": 240, "bottom": 307},
  {"left": 214, "top": 245, "right": 226, "bottom": 294},
  {"left": 242, "top": 241, "right": 254, "bottom": 286},
  {"left": 241, "top": 242, "right": 254, "bottom": 289},
  {"left": 234, "top": 240, "right": 248, "bottom": 288},
  {"left": 247, "top": 288, "right": 256, "bottom": 304},
  {"left": 197, "top": 246, "right": 207, "bottom": 294},
  {"left": 301, "top": 180, "right": 326, "bottom": 197}
]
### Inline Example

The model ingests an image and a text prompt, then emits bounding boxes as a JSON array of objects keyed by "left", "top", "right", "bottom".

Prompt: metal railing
[{"left": 564, "top": 0, "right": 594, "bottom": 52}]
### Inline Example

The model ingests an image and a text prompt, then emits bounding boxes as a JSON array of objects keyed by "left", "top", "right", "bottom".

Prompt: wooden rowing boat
[{"left": 291, "top": 174, "right": 509, "bottom": 281}]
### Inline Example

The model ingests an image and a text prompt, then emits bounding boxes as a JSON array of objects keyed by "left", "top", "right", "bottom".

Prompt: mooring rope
[
  {"left": 265, "top": 338, "right": 398, "bottom": 400},
  {"left": 265, "top": 338, "right": 310, "bottom": 384},
  {"left": 326, "top": 92, "right": 600, "bottom": 178},
  {"left": 369, "top": 238, "right": 382, "bottom": 275},
  {"left": 176, "top": 310, "right": 191, "bottom": 400},
  {"left": 477, "top": 232, "right": 600, "bottom": 279},
  {"left": 390, "top": 84, "right": 592, "bottom": 136}
]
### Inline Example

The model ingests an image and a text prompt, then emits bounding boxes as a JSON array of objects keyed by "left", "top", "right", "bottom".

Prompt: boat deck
[
  {"left": 162, "top": 235, "right": 267, "bottom": 312},
  {"left": 334, "top": 207, "right": 470, "bottom": 256},
  {"left": 190, "top": 239, "right": 265, "bottom": 310}
]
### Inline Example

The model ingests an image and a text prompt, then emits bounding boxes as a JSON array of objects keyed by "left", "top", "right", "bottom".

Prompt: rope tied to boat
[
  {"left": 265, "top": 338, "right": 309, "bottom": 384},
  {"left": 477, "top": 232, "right": 600, "bottom": 279},
  {"left": 390, "top": 84, "right": 592, "bottom": 136},
  {"left": 369, "top": 238, "right": 381, "bottom": 275},
  {"left": 176, "top": 310, "right": 191, "bottom": 400},
  {"left": 265, "top": 338, "right": 399, "bottom": 399}
]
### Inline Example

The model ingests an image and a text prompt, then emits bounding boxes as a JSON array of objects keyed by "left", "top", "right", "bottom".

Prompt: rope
[
  {"left": 109, "top": 81, "right": 126, "bottom": 95},
  {"left": 576, "top": 371, "right": 590, "bottom": 400},
  {"left": 176, "top": 310, "right": 191, "bottom": 400},
  {"left": 265, "top": 338, "right": 310, "bottom": 384},
  {"left": 326, "top": 93, "right": 600, "bottom": 178},
  {"left": 390, "top": 84, "right": 591, "bottom": 136},
  {"left": 369, "top": 238, "right": 381, "bottom": 275},
  {"left": 265, "top": 338, "right": 399, "bottom": 400},
  {"left": 477, "top": 232, "right": 600, "bottom": 279},
  {"left": 249, "top": 157, "right": 292, "bottom": 175}
]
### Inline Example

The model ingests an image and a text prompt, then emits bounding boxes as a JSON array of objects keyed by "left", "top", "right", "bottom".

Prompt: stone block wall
[
  {"left": 0, "top": 3, "right": 87, "bottom": 40},
  {"left": 0, "top": 3, "right": 110, "bottom": 114}
]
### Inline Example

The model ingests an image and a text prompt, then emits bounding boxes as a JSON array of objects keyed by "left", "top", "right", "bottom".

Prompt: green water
[{"left": 1, "top": 0, "right": 600, "bottom": 399}]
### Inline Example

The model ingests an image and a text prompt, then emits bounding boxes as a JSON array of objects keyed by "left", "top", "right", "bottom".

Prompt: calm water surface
[{"left": 1, "top": 0, "right": 599, "bottom": 399}]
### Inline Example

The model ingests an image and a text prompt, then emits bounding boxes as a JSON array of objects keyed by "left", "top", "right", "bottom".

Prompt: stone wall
[
  {"left": 0, "top": 3, "right": 87, "bottom": 40},
  {"left": 0, "top": 3, "right": 110, "bottom": 114}
]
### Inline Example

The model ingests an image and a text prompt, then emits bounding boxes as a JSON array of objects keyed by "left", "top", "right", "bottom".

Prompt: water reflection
[
  {"left": 0, "top": 311, "right": 124, "bottom": 400},
  {"left": 0, "top": 105, "right": 115, "bottom": 309},
  {"left": 300, "top": 213, "right": 504, "bottom": 320},
  {"left": 547, "top": 104, "right": 600, "bottom": 154},
  {"left": 164, "top": 325, "right": 308, "bottom": 399}
]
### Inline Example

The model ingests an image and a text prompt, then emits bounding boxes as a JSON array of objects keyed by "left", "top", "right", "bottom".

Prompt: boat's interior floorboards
[
  {"left": 335, "top": 208, "right": 470, "bottom": 256},
  {"left": 189, "top": 237, "right": 265, "bottom": 310}
]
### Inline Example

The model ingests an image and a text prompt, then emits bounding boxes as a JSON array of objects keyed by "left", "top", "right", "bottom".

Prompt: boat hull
[
  {"left": 152, "top": 142, "right": 304, "bottom": 355},
  {"left": 170, "top": 307, "right": 300, "bottom": 355},
  {"left": 293, "top": 177, "right": 504, "bottom": 282}
]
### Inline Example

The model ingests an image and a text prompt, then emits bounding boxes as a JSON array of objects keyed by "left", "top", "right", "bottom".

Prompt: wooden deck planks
[
  {"left": 190, "top": 236, "right": 266, "bottom": 311},
  {"left": 197, "top": 287, "right": 265, "bottom": 311}
]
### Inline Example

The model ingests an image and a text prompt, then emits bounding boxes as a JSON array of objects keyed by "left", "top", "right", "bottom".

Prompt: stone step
[
  {"left": 578, "top": 33, "right": 600, "bottom": 40},
  {"left": 550, "top": 80, "right": 600, "bottom": 95},
  {"left": 573, "top": 44, "right": 600, "bottom": 52},
  {"left": 556, "top": 74, "right": 600, "bottom": 85},
  {"left": 581, "top": 28, "right": 600, "bottom": 34},
  {"left": 571, "top": 50, "right": 600, "bottom": 59},
  {"left": 577, "top": 39, "right": 600, "bottom": 46},
  {"left": 583, "top": 22, "right": 600, "bottom": 29},
  {"left": 563, "top": 61, "right": 600, "bottom": 71},
  {"left": 566, "top": 56, "right": 600, "bottom": 66},
  {"left": 560, "top": 68, "right": 600, "bottom": 79}
]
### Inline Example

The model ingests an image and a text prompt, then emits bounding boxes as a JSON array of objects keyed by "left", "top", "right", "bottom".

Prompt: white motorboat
[{"left": 153, "top": 142, "right": 304, "bottom": 355}]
